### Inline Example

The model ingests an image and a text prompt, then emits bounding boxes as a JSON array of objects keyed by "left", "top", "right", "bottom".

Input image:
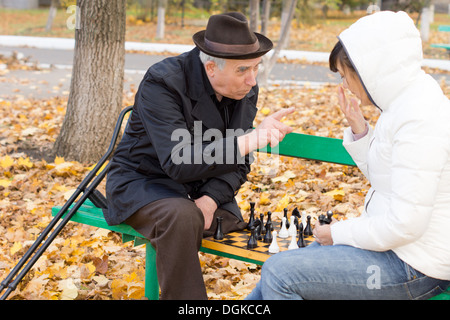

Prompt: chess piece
[
  {"left": 292, "top": 207, "right": 301, "bottom": 218},
  {"left": 214, "top": 216, "right": 224, "bottom": 240},
  {"left": 279, "top": 217, "right": 289, "bottom": 238},
  {"left": 304, "top": 215, "right": 313, "bottom": 236},
  {"left": 288, "top": 216, "right": 297, "bottom": 237},
  {"left": 247, "top": 201, "right": 255, "bottom": 230},
  {"left": 265, "top": 211, "right": 273, "bottom": 232},
  {"left": 319, "top": 214, "right": 326, "bottom": 225},
  {"left": 263, "top": 221, "right": 273, "bottom": 243},
  {"left": 326, "top": 210, "right": 333, "bottom": 224},
  {"left": 297, "top": 223, "right": 306, "bottom": 247},
  {"left": 260, "top": 213, "right": 266, "bottom": 235},
  {"left": 288, "top": 235, "right": 299, "bottom": 250},
  {"left": 268, "top": 231, "right": 280, "bottom": 253},
  {"left": 283, "top": 208, "right": 290, "bottom": 229},
  {"left": 247, "top": 226, "right": 258, "bottom": 249},
  {"left": 254, "top": 219, "right": 262, "bottom": 240}
]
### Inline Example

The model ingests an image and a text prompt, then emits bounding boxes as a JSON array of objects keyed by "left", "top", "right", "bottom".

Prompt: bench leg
[{"left": 144, "top": 243, "right": 159, "bottom": 300}]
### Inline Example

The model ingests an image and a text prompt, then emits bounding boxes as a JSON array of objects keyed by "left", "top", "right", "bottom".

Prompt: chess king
[{"left": 104, "top": 12, "right": 293, "bottom": 299}]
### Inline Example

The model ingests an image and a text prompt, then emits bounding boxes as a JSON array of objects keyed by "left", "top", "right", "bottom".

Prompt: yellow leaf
[
  {"left": 0, "top": 179, "right": 11, "bottom": 188},
  {"left": 18, "top": 157, "right": 33, "bottom": 168},
  {"left": 10, "top": 242, "right": 22, "bottom": 255},
  {"left": 54, "top": 156, "right": 65, "bottom": 165},
  {"left": 325, "top": 189, "right": 345, "bottom": 202},
  {"left": 261, "top": 107, "right": 271, "bottom": 115},
  {"left": 259, "top": 192, "right": 270, "bottom": 205},
  {"left": 0, "top": 155, "right": 14, "bottom": 169}
]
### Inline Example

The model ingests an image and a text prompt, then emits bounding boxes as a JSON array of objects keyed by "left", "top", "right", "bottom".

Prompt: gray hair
[{"left": 199, "top": 51, "right": 226, "bottom": 70}]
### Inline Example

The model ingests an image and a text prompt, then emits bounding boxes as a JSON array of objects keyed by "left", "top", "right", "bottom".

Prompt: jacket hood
[{"left": 338, "top": 11, "right": 424, "bottom": 110}]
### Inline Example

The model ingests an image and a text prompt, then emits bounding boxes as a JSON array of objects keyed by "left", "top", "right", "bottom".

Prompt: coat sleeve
[
  {"left": 135, "top": 77, "right": 247, "bottom": 184},
  {"left": 332, "top": 109, "right": 449, "bottom": 251},
  {"left": 342, "top": 122, "right": 373, "bottom": 179}
]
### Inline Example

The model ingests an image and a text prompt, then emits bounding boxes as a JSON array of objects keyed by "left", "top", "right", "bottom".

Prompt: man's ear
[{"left": 204, "top": 60, "right": 216, "bottom": 77}]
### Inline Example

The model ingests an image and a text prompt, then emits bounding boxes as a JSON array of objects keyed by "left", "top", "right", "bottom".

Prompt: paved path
[{"left": 1, "top": 36, "right": 449, "bottom": 99}]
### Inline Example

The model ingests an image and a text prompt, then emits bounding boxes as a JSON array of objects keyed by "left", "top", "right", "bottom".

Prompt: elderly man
[{"left": 104, "top": 12, "right": 293, "bottom": 300}]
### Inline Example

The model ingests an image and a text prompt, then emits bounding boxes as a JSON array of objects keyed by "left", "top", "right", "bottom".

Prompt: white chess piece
[
  {"left": 279, "top": 217, "right": 289, "bottom": 238},
  {"left": 268, "top": 231, "right": 280, "bottom": 253},
  {"left": 288, "top": 216, "right": 297, "bottom": 237},
  {"left": 288, "top": 235, "right": 299, "bottom": 250}
]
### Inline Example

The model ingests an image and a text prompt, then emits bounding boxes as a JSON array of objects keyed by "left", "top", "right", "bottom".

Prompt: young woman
[{"left": 246, "top": 11, "right": 450, "bottom": 300}]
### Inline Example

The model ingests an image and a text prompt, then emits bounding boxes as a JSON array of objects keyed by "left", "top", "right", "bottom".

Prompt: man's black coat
[{"left": 104, "top": 48, "right": 258, "bottom": 226}]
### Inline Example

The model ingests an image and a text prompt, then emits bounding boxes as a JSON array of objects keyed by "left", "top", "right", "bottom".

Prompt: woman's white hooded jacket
[{"left": 330, "top": 11, "right": 450, "bottom": 280}]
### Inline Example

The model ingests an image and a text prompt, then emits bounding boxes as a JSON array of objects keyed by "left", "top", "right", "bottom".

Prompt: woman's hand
[{"left": 337, "top": 86, "right": 366, "bottom": 134}]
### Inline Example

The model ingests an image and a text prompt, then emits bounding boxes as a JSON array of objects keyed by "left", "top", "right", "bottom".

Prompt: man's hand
[
  {"left": 194, "top": 195, "right": 218, "bottom": 230},
  {"left": 238, "top": 107, "right": 294, "bottom": 156}
]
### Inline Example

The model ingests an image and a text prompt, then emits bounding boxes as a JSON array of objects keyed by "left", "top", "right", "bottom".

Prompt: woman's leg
[{"left": 248, "top": 242, "right": 449, "bottom": 300}]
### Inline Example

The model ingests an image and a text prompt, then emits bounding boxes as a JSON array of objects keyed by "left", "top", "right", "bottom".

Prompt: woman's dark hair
[{"left": 329, "top": 41, "right": 355, "bottom": 73}]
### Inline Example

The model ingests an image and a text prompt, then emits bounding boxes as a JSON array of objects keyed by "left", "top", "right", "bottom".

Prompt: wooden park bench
[
  {"left": 44, "top": 105, "right": 449, "bottom": 301},
  {"left": 431, "top": 25, "right": 450, "bottom": 53}
]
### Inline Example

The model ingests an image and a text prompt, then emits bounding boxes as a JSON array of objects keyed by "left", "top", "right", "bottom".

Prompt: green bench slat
[
  {"left": 438, "top": 25, "right": 450, "bottom": 32},
  {"left": 260, "top": 132, "right": 356, "bottom": 166}
]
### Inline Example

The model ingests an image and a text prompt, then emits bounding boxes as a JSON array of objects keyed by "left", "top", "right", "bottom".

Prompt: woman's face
[{"left": 337, "top": 61, "right": 372, "bottom": 106}]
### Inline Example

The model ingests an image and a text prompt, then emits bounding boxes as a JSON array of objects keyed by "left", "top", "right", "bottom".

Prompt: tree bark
[{"left": 52, "top": 0, "right": 126, "bottom": 164}]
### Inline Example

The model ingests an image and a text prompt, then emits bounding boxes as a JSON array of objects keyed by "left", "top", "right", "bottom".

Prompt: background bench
[
  {"left": 431, "top": 25, "right": 450, "bottom": 53},
  {"left": 50, "top": 107, "right": 450, "bottom": 300}
]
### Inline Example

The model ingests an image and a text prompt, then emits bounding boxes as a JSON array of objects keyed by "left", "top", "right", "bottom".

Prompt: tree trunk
[
  {"left": 156, "top": 0, "right": 166, "bottom": 39},
  {"left": 45, "top": 0, "right": 59, "bottom": 32},
  {"left": 258, "top": 0, "right": 297, "bottom": 87},
  {"left": 249, "top": 0, "right": 260, "bottom": 32},
  {"left": 52, "top": 0, "right": 126, "bottom": 164}
]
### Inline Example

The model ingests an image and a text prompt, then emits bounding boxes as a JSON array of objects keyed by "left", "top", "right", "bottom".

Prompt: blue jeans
[{"left": 246, "top": 242, "right": 450, "bottom": 300}]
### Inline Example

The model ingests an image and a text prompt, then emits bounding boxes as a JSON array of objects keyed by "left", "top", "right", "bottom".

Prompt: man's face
[{"left": 205, "top": 57, "right": 262, "bottom": 101}]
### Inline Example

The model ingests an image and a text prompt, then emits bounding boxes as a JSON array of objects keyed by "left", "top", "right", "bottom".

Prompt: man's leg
[{"left": 125, "top": 198, "right": 207, "bottom": 300}]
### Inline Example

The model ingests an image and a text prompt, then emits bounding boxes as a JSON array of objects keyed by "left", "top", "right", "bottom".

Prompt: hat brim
[{"left": 192, "top": 30, "right": 273, "bottom": 60}]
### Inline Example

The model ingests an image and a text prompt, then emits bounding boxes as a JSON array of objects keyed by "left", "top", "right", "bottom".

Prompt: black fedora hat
[{"left": 192, "top": 12, "right": 273, "bottom": 59}]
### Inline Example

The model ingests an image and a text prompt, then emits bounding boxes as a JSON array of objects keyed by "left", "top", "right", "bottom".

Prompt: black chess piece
[
  {"left": 247, "top": 226, "right": 258, "bottom": 249},
  {"left": 283, "top": 208, "right": 290, "bottom": 229},
  {"left": 297, "top": 223, "right": 306, "bottom": 247},
  {"left": 260, "top": 213, "right": 266, "bottom": 235},
  {"left": 254, "top": 219, "right": 262, "bottom": 240},
  {"left": 326, "top": 210, "right": 333, "bottom": 224},
  {"left": 319, "top": 214, "right": 326, "bottom": 225},
  {"left": 265, "top": 211, "right": 273, "bottom": 232},
  {"left": 214, "top": 216, "right": 224, "bottom": 240},
  {"left": 263, "top": 221, "right": 273, "bottom": 243},
  {"left": 247, "top": 201, "right": 256, "bottom": 230},
  {"left": 304, "top": 215, "right": 313, "bottom": 236},
  {"left": 292, "top": 207, "right": 301, "bottom": 218}
]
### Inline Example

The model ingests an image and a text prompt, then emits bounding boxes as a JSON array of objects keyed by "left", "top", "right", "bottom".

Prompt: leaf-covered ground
[{"left": 1, "top": 9, "right": 450, "bottom": 299}]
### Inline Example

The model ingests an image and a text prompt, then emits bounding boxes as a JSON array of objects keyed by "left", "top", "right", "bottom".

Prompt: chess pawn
[
  {"left": 265, "top": 211, "right": 273, "bottom": 232},
  {"left": 247, "top": 226, "right": 258, "bottom": 249},
  {"left": 283, "top": 208, "right": 290, "bottom": 229},
  {"left": 297, "top": 224, "right": 306, "bottom": 248},
  {"left": 268, "top": 231, "right": 280, "bottom": 253},
  {"left": 288, "top": 216, "right": 297, "bottom": 237},
  {"left": 263, "top": 221, "right": 273, "bottom": 243},
  {"left": 279, "top": 217, "right": 289, "bottom": 238},
  {"left": 247, "top": 201, "right": 256, "bottom": 230},
  {"left": 326, "top": 210, "right": 333, "bottom": 224},
  {"left": 260, "top": 213, "right": 266, "bottom": 235},
  {"left": 288, "top": 235, "right": 299, "bottom": 250},
  {"left": 214, "top": 216, "right": 224, "bottom": 240},
  {"left": 304, "top": 215, "right": 313, "bottom": 236}
]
